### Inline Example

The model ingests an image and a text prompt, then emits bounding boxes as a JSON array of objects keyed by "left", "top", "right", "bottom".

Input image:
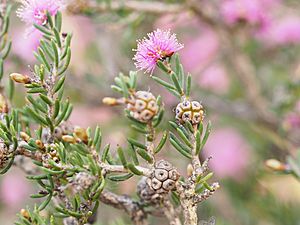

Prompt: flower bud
[
  {"left": 10, "top": 73, "right": 31, "bottom": 84},
  {"left": 265, "top": 159, "right": 286, "bottom": 171},
  {"left": 103, "top": 97, "right": 118, "bottom": 106},
  {"left": 62, "top": 135, "right": 76, "bottom": 144},
  {"left": 187, "top": 163, "right": 194, "bottom": 177},
  {"left": 20, "top": 209, "right": 30, "bottom": 219},
  {"left": 74, "top": 126, "right": 88, "bottom": 143},
  {"left": 20, "top": 132, "right": 30, "bottom": 142},
  {"left": 35, "top": 140, "right": 44, "bottom": 149}
]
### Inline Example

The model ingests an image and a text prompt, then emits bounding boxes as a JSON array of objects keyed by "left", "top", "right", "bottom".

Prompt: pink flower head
[
  {"left": 133, "top": 29, "right": 184, "bottom": 74},
  {"left": 204, "top": 128, "right": 251, "bottom": 180},
  {"left": 17, "top": 0, "right": 64, "bottom": 28},
  {"left": 221, "top": 0, "right": 269, "bottom": 26},
  {"left": 259, "top": 16, "right": 300, "bottom": 45}
]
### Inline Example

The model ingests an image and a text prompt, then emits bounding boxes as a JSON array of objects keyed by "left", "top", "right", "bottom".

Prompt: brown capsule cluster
[
  {"left": 0, "top": 143, "right": 9, "bottom": 169},
  {"left": 175, "top": 100, "right": 204, "bottom": 125},
  {"left": 127, "top": 91, "right": 159, "bottom": 123},
  {"left": 137, "top": 177, "right": 164, "bottom": 204},
  {"left": 42, "top": 146, "right": 60, "bottom": 168},
  {"left": 53, "top": 122, "right": 74, "bottom": 140},
  {"left": 147, "top": 160, "right": 180, "bottom": 194}
]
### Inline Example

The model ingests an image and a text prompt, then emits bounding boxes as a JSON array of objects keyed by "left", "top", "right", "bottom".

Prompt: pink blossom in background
[
  {"left": 198, "top": 64, "right": 230, "bottom": 94},
  {"left": 258, "top": 16, "right": 300, "bottom": 46},
  {"left": 70, "top": 106, "right": 114, "bottom": 127},
  {"left": 0, "top": 170, "right": 31, "bottom": 209},
  {"left": 221, "top": 0, "right": 271, "bottom": 26},
  {"left": 12, "top": 29, "right": 42, "bottom": 63},
  {"left": 133, "top": 29, "right": 184, "bottom": 74},
  {"left": 16, "top": 0, "right": 64, "bottom": 34},
  {"left": 204, "top": 128, "right": 251, "bottom": 180},
  {"left": 283, "top": 113, "right": 300, "bottom": 131},
  {"left": 180, "top": 30, "right": 219, "bottom": 73}
]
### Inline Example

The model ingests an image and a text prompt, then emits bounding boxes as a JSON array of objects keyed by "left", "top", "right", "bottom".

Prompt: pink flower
[
  {"left": 181, "top": 29, "right": 219, "bottom": 73},
  {"left": 221, "top": 0, "right": 270, "bottom": 26},
  {"left": 258, "top": 16, "right": 300, "bottom": 45},
  {"left": 16, "top": 0, "right": 64, "bottom": 30},
  {"left": 198, "top": 64, "right": 230, "bottom": 94},
  {"left": 12, "top": 29, "right": 42, "bottom": 63},
  {"left": 203, "top": 128, "right": 251, "bottom": 180},
  {"left": 0, "top": 170, "right": 31, "bottom": 209},
  {"left": 133, "top": 29, "right": 184, "bottom": 74}
]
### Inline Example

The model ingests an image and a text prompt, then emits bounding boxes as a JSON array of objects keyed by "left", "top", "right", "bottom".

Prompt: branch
[
  {"left": 67, "top": 0, "right": 185, "bottom": 15},
  {"left": 187, "top": 0, "right": 278, "bottom": 127},
  {"left": 99, "top": 190, "right": 148, "bottom": 225}
]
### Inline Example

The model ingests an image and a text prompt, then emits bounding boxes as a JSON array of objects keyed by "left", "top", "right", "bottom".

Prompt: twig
[
  {"left": 67, "top": 0, "right": 185, "bottom": 15},
  {"left": 99, "top": 190, "right": 148, "bottom": 225}
]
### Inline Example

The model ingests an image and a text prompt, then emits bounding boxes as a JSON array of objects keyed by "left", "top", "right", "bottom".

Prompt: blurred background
[{"left": 2, "top": 0, "right": 300, "bottom": 224}]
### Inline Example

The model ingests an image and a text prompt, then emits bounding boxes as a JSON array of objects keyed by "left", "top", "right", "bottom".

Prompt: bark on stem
[{"left": 99, "top": 190, "right": 148, "bottom": 225}]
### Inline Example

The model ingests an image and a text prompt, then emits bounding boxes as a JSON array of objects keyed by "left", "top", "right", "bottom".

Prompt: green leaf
[
  {"left": 26, "top": 107, "right": 48, "bottom": 126},
  {"left": 58, "top": 47, "right": 71, "bottom": 75},
  {"left": 127, "top": 138, "right": 147, "bottom": 150},
  {"left": 127, "top": 144, "right": 138, "bottom": 165},
  {"left": 51, "top": 40, "right": 59, "bottom": 69},
  {"left": 171, "top": 73, "right": 183, "bottom": 96},
  {"left": 195, "top": 130, "right": 201, "bottom": 155},
  {"left": 53, "top": 100, "right": 60, "bottom": 119},
  {"left": 155, "top": 131, "right": 168, "bottom": 154},
  {"left": 200, "top": 121, "right": 211, "bottom": 150},
  {"left": 101, "top": 144, "right": 110, "bottom": 162},
  {"left": 170, "top": 132, "right": 191, "bottom": 153},
  {"left": 53, "top": 28, "right": 62, "bottom": 48},
  {"left": 46, "top": 11, "right": 54, "bottom": 28},
  {"left": 176, "top": 127, "right": 192, "bottom": 148},
  {"left": 196, "top": 172, "right": 214, "bottom": 184},
  {"left": 40, "top": 94, "right": 53, "bottom": 106},
  {"left": 55, "top": 12, "right": 62, "bottom": 32},
  {"left": 38, "top": 192, "right": 52, "bottom": 211},
  {"left": 60, "top": 34, "right": 72, "bottom": 60},
  {"left": 153, "top": 108, "right": 164, "bottom": 128},
  {"left": 40, "top": 40, "right": 54, "bottom": 61},
  {"left": 186, "top": 74, "right": 191, "bottom": 97},
  {"left": 157, "top": 60, "right": 170, "bottom": 73},
  {"left": 170, "top": 137, "right": 192, "bottom": 159},
  {"left": 107, "top": 173, "right": 133, "bottom": 182},
  {"left": 117, "top": 146, "right": 127, "bottom": 168},
  {"left": 38, "top": 48, "right": 51, "bottom": 72},
  {"left": 34, "top": 24, "right": 52, "bottom": 36},
  {"left": 137, "top": 148, "right": 153, "bottom": 163},
  {"left": 2, "top": 40, "right": 12, "bottom": 59},
  {"left": 127, "top": 163, "right": 143, "bottom": 175},
  {"left": 152, "top": 76, "right": 175, "bottom": 90},
  {"left": 53, "top": 75, "right": 65, "bottom": 93}
]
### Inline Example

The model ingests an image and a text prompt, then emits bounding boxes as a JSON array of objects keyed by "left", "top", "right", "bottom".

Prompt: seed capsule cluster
[
  {"left": 137, "top": 177, "right": 163, "bottom": 203},
  {"left": 147, "top": 160, "right": 180, "bottom": 194},
  {"left": 127, "top": 91, "right": 159, "bottom": 123},
  {"left": 53, "top": 122, "right": 74, "bottom": 139},
  {"left": 175, "top": 100, "right": 204, "bottom": 125},
  {"left": 42, "top": 147, "right": 60, "bottom": 168},
  {"left": 0, "top": 143, "right": 9, "bottom": 169}
]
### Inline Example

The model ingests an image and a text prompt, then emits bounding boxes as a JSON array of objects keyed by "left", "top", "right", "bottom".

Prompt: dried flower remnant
[
  {"left": 133, "top": 29, "right": 184, "bottom": 74},
  {"left": 16, "top": 0, "right": 64, "bottom": 31}
]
